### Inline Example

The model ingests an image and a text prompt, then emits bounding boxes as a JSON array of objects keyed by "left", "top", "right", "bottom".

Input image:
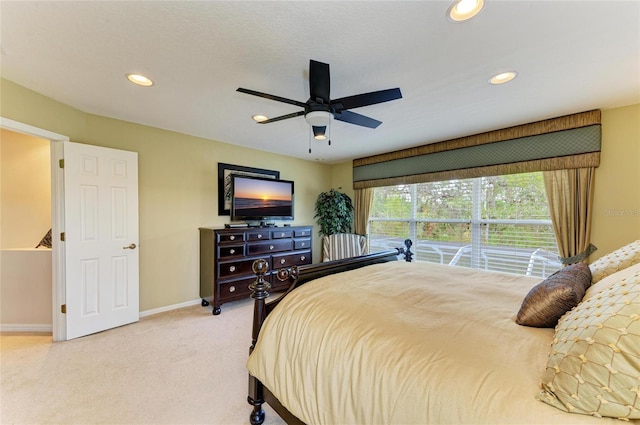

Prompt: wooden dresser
[{"left": 199, "top": 226, "right": 313, "bottom": 315}]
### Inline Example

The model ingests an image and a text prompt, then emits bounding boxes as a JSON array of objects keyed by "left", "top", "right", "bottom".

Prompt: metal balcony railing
[{"left": 368, "top": 218, "right": 561, "bottom": 278}]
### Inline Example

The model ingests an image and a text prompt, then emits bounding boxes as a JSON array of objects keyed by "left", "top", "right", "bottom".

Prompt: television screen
[{"left": 230, "top": 175, "right": 294, "bottom": 222}]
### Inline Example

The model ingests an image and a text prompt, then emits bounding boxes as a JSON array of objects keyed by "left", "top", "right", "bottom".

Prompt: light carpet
[{"left": 0, "top": 298, "right": 286, "bottom": 425}]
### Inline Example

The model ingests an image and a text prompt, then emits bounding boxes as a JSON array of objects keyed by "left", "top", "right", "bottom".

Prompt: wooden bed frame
[{"left": 247, "top": 240, "right": 413, "bottom": 425}]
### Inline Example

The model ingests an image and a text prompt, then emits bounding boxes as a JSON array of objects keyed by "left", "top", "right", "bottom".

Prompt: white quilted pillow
[
  {"left": 538, "top": 262, "right": 640, "bottom": 419},
  {"left": 588, "top": 239, "right": 640, "bottom": 283}
]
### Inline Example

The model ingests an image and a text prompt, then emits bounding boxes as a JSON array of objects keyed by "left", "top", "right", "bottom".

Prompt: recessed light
[
  {"left": 447, "top": 0, "right": 484, "bottom": 22},
  {"left": 489, "top": 71, "right": 518, "bottom": 85},
  {"left": 252, "top": 114, "right": 268, "bottom": 122},
  {"left": 126, "top": 73, "right": 154, "bottom": 86}
]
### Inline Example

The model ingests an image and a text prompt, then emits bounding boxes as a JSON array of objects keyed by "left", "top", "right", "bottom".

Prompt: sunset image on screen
[{"left": 233, "top": 177, "right": 293, "bottom": 218}]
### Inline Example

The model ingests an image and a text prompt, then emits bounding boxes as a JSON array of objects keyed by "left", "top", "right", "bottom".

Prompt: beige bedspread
[{"left": 247, "top": 261, "right": 635, "bottom": 424}]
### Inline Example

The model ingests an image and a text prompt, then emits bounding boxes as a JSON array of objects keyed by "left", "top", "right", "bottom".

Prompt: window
[{"left": 368, "top": 172, "right": 561, "bottom": 278}]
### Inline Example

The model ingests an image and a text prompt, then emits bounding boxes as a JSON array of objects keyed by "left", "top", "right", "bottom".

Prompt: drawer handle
[
  {"left": 280, "top": 232, "right": 285, "bottom": 237},
  {"left": 300, "top": 242, "right": 305, "bottom": 247},
  {"left": 258, "top": 234, "right": 263, "bottom": 239},
  {"left": 280, "top": 258, "right": 286, "bottom": 265},
  {"left": 301, "top": 256, "right": 306, "bottom": 261},
  {"left": 270, "top": 245, "right": 274, "bottom": 250},
  {"left": 230, "top": 249, "right": 235, "bottom": 254},
  {"left": 230, "top": 235, "right": 235, "bottom": 241},
  {"left": 229, "top": 285, "right": 236, "bottom": 293},
  {"left": 229, "top": 265, "right": 236, "bottom": 272}
]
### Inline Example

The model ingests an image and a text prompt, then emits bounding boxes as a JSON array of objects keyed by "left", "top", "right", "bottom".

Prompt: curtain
[
  {"left": 543, "top": 167, "right": 597, "bottom": 264},
  {"left": 354, "top": 188, "right": 373, "bottom": 236}
]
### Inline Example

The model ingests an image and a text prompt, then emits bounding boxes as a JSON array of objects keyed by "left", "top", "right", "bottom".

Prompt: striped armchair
[{"left": 321, "top": 233, "right": 368, "bottom": 262}]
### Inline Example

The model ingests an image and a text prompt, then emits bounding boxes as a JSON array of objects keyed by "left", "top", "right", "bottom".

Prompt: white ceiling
[{"left": 1, "top": 1, "right": 639, "bottom": 163}]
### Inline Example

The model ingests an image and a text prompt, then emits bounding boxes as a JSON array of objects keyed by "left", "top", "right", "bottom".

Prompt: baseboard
[
  {"left": 0, "top": 324, "right": 52, "bottom": 333},
  {"left": 0, "top": 299, "right": 204, "bottom": 333},
  {"left": 139, "top": 298, "right": 203, "bottom": 318}
]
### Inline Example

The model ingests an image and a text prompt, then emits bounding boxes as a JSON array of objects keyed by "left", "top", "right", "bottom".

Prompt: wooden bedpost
[
  {"left": 248, "top": 259, "right": 270, "bottom": 425},
  {"left": 404, "top": 239, "right": 414, "bottom": 262}
]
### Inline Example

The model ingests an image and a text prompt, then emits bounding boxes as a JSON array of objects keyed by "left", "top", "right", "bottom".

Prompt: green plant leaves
[{"left": 314, "top": 189, "right": 354, "bottom": 237}]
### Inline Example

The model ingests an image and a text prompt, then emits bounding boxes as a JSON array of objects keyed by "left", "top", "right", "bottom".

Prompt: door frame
[{"left": 0, "top": 117, "right": 69, "bottom": 341}]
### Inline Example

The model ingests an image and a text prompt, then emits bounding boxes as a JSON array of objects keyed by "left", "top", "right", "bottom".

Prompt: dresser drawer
[
  {"left": 218, "top": 258, "right": 265, "bottom": 279},
  {"left": 246, "top": 230, "right": 271, "bottom": 241},
  {"left": 217, "top": 232, "right": 245, "bottom": 243},
  {"left": 272, "top": 250, "right": 311, "bottom": 269},
  {"left": 218, "top": 275, "right": 266, "bottom": 302},
  {"left": 294, "top": 238, "right": 311, "bottom": 250},
  {"left": 271, "top": 229, "right": 293, "bottom": 239},
  {"left": 247, "top": 239, "right": 292, "bottom": 255},
  {"left": 294, "top": 228, "right": 312, "bottom": 237},
  {"left": 217, "top": 244, "right": 244, "bottom": 258}
]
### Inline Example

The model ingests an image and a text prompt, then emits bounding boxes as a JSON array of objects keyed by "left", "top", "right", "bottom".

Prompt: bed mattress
[{"left": 247, "top": 261, "right": 635, "bottom": 424}]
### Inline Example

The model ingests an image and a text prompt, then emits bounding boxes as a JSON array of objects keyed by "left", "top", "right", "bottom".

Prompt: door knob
[{"left": 123, "top": 243, "right": 137, "bottom": 250}]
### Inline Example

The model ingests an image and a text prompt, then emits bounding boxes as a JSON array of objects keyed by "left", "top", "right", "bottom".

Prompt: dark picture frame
[{"left": 218, "top": 163, "right": 280, "bottom": 216}]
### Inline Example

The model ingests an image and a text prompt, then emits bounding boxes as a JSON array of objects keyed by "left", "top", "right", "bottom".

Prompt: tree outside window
[{"left": 368, "top": 172, "right": 561, "bottom": 278}]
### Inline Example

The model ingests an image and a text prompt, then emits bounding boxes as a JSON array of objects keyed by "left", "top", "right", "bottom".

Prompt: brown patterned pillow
[{"left": 516, "top": 263, "right": 592, "bottom": 328}]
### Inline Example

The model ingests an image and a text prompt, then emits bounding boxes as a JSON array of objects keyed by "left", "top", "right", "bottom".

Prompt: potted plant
[{"left": 314, "top": 188, "right": 354, "bottom": 238}]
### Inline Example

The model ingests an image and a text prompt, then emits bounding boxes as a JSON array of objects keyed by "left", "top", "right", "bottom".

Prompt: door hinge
[
  {"left": 61, "top": 304, "right": 66, "bottom": 314},
  {"left": 59, "top": 159, "right": 64, "bottom": 168},
  {"left": 60, "top": 232, "right": 65, "bottom": 241}
]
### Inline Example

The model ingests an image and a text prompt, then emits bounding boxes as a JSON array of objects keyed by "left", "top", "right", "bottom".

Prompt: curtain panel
[
  {"left": 353, "top": 188, "right": 373, "bottom": 237},
  {"left": 543, "top": 168, "right": 597, "bottom": 263}
]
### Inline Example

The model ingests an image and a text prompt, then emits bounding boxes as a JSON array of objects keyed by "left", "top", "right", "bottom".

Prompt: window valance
[{"left": 353, "top": 110, "right": 601, "bottom": 189}]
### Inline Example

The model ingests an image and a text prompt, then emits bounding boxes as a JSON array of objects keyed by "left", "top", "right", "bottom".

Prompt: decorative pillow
[
  {"left": 589, "top": 240, "right": 640, "bottom": 284},
  {"left": 516, "top": 263, "right": 592, "bottom": 328},
  {"left": 586, "top": 257, "right": 640, "bottom": 301},
  {"left": 537, "top": 263, "right": 640, "bottom": 419},
  {"left": 35, "top": 228, "right": 52, "bottom": 249}
]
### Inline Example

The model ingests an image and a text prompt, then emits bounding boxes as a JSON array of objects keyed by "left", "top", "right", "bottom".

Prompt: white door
[{"left": 63, "top": 141, "right": 139, "bottom": 340}]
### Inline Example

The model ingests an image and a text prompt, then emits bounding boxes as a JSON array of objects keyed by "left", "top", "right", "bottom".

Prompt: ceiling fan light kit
[
  {"left": 305, "top": 110, "right": 332, "bottom": 127},
  {"left": 305, "top": 110, "right": 332, "bottom": 140},
  {"left": 237, "top": 59, "right": 402, "bottom": 153},
  {"left": 312, "top": 126, "right": 328, "bottom": 141}
]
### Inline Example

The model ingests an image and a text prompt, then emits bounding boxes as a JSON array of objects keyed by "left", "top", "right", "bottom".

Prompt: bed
[{"left": 246, "top": 240, "right": 640, "bottom": 424}]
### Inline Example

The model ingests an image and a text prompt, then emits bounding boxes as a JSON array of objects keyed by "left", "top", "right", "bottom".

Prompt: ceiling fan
[{"left": 237, "top": 59, "right": 402, "bottom": 148}]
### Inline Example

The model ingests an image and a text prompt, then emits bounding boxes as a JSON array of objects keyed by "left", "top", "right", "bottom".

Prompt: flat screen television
[{"left": 230, "top": 174, "right": 294, "bottom": 222}]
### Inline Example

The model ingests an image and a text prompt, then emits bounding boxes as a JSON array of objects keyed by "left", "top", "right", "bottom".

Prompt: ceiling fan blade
[
  {"left": 332, "top": 88, "right": 402, "bottom": 111},
  {"left": 257, "top": 110, "right": 305, "bottom": 124},
  {"left": 334, "top": 110, "right": 382, "bottom": 129},
  {"left": 237, "top": 88, "right": 307, "bottom": 108},
  {"left": 309, "top": 60, "right": 330, "bottom": 102}
]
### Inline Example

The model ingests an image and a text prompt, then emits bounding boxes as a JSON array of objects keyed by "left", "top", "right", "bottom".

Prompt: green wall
[
  {"left": 2, "top": 78, "right": 638, "bottom": 312},
  {"left": 590, "top": 104, "right": 640, "bottom": 258},
  {"left": 1, "top": 79, "right": 343, "bottom": 311}
]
